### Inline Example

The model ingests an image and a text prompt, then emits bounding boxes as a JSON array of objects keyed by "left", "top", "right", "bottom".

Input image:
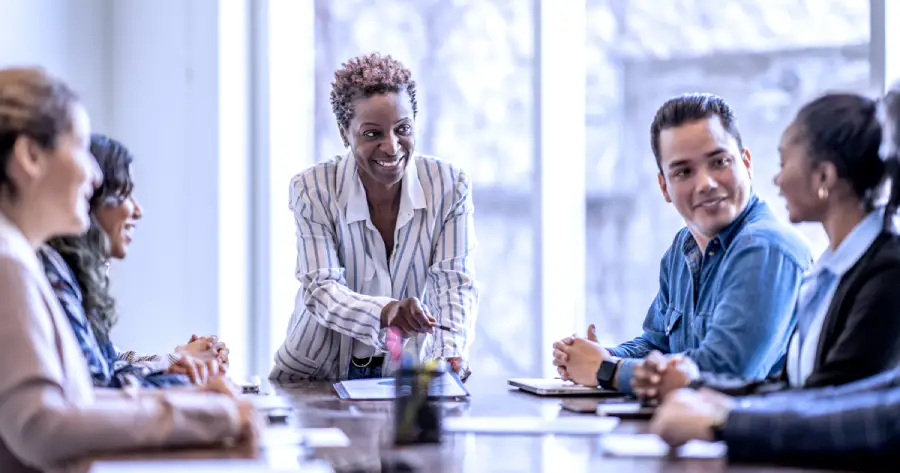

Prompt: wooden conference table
[{"left": 89, "top": 379, "right": 855, "bottom": 473}]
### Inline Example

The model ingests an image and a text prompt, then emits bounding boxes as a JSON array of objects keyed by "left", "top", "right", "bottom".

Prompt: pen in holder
[{"left": 393, "top": 356, "right": 444, "bottom": 446}]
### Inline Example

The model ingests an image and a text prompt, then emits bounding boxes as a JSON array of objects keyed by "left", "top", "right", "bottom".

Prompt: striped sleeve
[
  {"left": 288, "top": 170, "right": 390, "bottom": 351},
  {"left": 427, "top": 168, "right": 479, "bottom": 359}
]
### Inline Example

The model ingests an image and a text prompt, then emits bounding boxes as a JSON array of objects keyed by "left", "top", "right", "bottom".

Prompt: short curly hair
[{"left": 330, "top": 53, "right": 418, "bottom": 132}]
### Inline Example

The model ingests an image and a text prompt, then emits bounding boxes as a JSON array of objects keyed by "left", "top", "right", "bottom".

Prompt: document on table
[
  {"left": 600, "top": 434, "right": 726, "bottom": 459},
  {"left": 91, "top": 459, "right": 334, "bottom": 472},
  {"left": 333, "top": 370, "right": 469, "bottom": 400},
  {"left": 442, "top": 415, "right": 620, "bottom": 435},
  {"left": 261, "top": 426, "right": 351, "bottom": 448}
]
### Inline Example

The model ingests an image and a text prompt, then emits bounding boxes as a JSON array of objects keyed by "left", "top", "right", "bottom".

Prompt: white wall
[
  {"left": 1, "top": 0, "right": 254, "bottom": 379},
  {"left": 0, "top": 0, "right": 110, "bottom": 130},
  {"left": 107, "top": 0, "right": 252, "bottom": 379}
]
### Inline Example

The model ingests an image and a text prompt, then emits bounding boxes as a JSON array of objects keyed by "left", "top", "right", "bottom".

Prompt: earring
[{"left": 818, "top": 187, "right": 829, "bottom": 200}]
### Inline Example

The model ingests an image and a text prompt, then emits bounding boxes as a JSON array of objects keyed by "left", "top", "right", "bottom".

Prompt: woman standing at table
[
  {"left": 271, "top": 53, "right": 479, "bottom": 381},
  {"left": 0, "top": 67, "right": 258, "bottom": 473}
]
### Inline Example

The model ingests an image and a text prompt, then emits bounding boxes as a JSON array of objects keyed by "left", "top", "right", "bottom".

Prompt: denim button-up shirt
[{"left": 608, "top": 194, "right": 813, "bottom": 393}]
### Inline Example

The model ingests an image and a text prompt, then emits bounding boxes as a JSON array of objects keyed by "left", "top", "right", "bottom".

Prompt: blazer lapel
[{"left": 813, "top": 234, "right": 887, "bottom": 371}]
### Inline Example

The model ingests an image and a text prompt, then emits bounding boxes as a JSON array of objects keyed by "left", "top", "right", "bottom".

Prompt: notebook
[{"left": 333, "top": 370, "right": 469, "bottom": 400}]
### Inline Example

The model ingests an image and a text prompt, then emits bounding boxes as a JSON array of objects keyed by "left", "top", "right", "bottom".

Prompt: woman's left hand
[
  {"left": 446, "top": 357, "right": 471, "bottom": 383},
  {"left": 178, "top": 334, "right": 229, "bottom": 368}
]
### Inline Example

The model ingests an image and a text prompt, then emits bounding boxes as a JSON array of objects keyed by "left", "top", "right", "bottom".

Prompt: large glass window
[
  {"left": 261, "top": 0, "right": 878, "bottom": 385},
  {"left": 584, "top": 0, "right": 871, "bottom": 344}
]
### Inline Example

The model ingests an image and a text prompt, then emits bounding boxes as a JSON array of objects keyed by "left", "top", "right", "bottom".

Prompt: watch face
[{"left": 597, "top": 360, "right": 617, "bottom": 382}]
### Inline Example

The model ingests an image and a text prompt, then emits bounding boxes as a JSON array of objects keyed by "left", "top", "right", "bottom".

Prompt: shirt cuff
[
  {"left": 614, "top": 358, "right": 640, "bottom": 394},
  {"left": 370, "top": 296, "right": 395, "bottom": 350}
]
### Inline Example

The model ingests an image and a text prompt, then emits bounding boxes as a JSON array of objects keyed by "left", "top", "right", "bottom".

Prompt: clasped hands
[
  {"left": 552, "top": 324, "right": 699, "bottom": 399},
  {"left": 167, "top": 334, "right": 230, "bottom": 385},
  {"left": 552, "top": 325, "right": 735, "bottom": 447},
  {"left": 381, "top": 297, "right": 471, "bottom": 382}
]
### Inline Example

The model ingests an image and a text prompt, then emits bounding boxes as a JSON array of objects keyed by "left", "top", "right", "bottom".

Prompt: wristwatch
[{"left": 595, "top": 356, "right": 621, "bottom": 390}]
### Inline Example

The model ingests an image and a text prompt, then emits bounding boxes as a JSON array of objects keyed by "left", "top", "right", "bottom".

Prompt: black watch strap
[{"left": 595, "top": 357, "right": 620, "bottom": 390}]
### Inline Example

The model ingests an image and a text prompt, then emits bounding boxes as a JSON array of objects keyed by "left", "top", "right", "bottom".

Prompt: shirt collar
[
  {"left": 812, "top": 208, "right": 884, "bottom": 278},
  {"left": 681, "top": 193, "right": 760, "bottom": 256},
  {"left": 714, "top": 193, "right": 760, "bottom": 250},
  {"left": 344, "top": 154, "right": 426, "bottom": 224}
]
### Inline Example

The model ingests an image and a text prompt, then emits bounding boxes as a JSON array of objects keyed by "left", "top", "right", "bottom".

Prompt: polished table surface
[{"left": 91, "top": 379, "right": 853, "bottom": 472}]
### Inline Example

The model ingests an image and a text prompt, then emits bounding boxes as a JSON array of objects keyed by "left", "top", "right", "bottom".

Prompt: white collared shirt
[
  {"left": 787, "top": 209, "right": 884, "bottom": 387},
  {"left": 345, "top": 157, "right": 425, "bottom": 358}
]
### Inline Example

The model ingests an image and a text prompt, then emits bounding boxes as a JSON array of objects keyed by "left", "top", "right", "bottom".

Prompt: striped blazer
[{"left": 270, "top": 153, "right": 479, "bottom": 380}]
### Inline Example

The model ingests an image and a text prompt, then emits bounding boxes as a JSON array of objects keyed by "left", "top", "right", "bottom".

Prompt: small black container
[{"left": 393, "top": 362, "right": 444, "bottom": 446}]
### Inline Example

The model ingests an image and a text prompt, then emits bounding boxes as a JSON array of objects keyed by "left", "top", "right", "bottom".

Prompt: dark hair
[
  {"left": 330, "top": 53, "right": 418, "bottom": 133},
  {"left": 793, "top": 93, "right": 885, "bottom": 219},
  {"left": 47, "top": 134, "right": 135, "bottom": 341},
  {"left": 0, "top": 67, "right": 79, "bottom": 197},
  {"left": 650, "top": 93, "right": 744, "bottom": 172},
  {"left": 880, "top": 86, "right": 900, "bottom": 230}
]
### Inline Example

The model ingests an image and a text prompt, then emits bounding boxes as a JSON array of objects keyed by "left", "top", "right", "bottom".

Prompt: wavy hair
[{"left": 47, "top": 134, "right": 134, "bottom": 341}]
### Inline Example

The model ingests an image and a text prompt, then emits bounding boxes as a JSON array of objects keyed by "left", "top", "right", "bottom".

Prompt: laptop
[{"left": 507, "top": 378, "right": 626, "bottom": 397}]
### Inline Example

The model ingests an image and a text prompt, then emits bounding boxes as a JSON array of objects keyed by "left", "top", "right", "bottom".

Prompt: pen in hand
[{"left": 431, "top": 323, "right": 458, "bottom": 333}]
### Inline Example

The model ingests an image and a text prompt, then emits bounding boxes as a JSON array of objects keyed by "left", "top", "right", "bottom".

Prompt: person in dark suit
[
  {"left": 632, "top": 91, "right": 900, "bottom": 401},
  {"left": 648, "top": 88, "right": 900, "bottom": 466}
]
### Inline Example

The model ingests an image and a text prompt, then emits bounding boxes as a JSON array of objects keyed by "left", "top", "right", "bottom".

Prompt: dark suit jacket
[
  {"left": 722, "top": 366, "right": 900, "bottom": 468},
  {"left": 692, "top": 232, "right": 900, "bottom": 396}
]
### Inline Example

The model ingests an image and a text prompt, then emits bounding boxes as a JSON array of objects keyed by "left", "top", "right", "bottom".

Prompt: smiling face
[
  {"left": 94, "top": 176, "right": 142, "bottom": 260},
  {"left": 773, "top": 122, "right": 827, "bottom": 224},
  {"left": 341, "top": 90, "right": 415, "bottom": 188},
  {"left": 23, "top": 103, "right": 102, "bottom": 236},
  {"left": 656, "top": 116, "right": 753, "bottom": 244}
]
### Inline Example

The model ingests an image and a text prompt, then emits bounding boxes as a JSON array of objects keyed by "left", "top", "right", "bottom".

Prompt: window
[
  {"left": 259, "top": 0, "right": 882, "bottom": 385},
  {"left": 584, "top": 0, "right": 871, "bottom": 344}
]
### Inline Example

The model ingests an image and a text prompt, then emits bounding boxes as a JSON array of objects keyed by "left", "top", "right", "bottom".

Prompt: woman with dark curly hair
[
  {"left": 271, "top": 52, "right": 479, "bottom": 381},
  {"left": 40, "top": 134, "right": 230, "bottom": 388}
]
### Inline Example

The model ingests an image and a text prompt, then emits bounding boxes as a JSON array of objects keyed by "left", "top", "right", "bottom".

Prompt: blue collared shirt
[
  {"left": 787, "top": 208, "right": 885, "bottom": 387},
  {"left": 609, "top": 194, "right": 813, "bottom": 393}
]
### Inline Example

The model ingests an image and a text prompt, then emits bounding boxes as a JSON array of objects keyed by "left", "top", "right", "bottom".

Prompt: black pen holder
[{"left": 393, "top": 364, "right": 443, "bottom": 446}]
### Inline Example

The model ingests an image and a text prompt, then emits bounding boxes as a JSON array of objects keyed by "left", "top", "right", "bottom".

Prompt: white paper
[
  {"left": 508, "top": 378, "right": 607, "bottom": 394},
  {"left": 336, "top": 371, "right": 468, "bottom": 400},
  {"left": 600, "top": 434, "right": 726, "bottom": 459},
  {"left": 442, "top": 415, "right": 620, "bottom": 435},
  {"left": 242, "top": 393, "right": 293, "bottom": 410},
  {"left": 91, "top": 459, "right": 334, "bottom": 472},
  {"left": 261, "top": 426, "right": 351, "bottom": 448}
]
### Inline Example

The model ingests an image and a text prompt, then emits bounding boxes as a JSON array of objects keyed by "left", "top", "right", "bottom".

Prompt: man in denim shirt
[{"left": 553, "top": 93, "right": 812, "bottom": 395}]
